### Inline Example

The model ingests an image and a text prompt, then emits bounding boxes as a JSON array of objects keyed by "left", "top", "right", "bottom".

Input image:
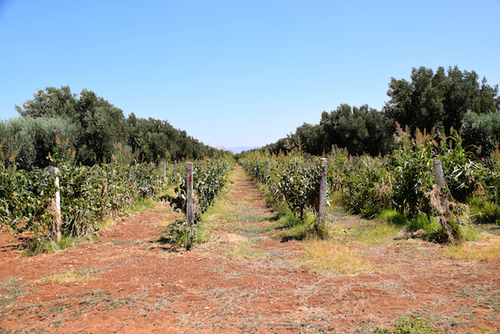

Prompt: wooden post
[
  {"left": 318, "top": 158, "right": 327, "bottom": 227},
  {"left": 50, "top": 167, "right": 62, "bottom": 241},
  {"left": 433, "top": 158, "right": 446, "bottom": 186},
  {"left": 265, "top": 160, "right": 269, "bottom": 173},
  {"left": 186, "top": 162, "right": 193, "bottom": 223},
  {"left": 433, "top": 158, "right": 455, "bottom": 239},
  {"left": 162, "top": 163, "right": 166, "bottom": 178}
]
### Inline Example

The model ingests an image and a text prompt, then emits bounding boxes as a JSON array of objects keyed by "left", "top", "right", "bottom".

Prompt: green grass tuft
[
  {"left": 353, "top": 222, "right": 400, "bottom": 246},
  {"left": 378, "top": 209, "right": 406, "bottom": 226},
  {"left": 376, "top": 317, "right": 440, "bottom": 334}
]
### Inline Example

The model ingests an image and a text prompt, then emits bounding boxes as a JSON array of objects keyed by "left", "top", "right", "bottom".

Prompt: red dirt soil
[{"left": 0, "top": 166, "right": 499, "bottom": 333}]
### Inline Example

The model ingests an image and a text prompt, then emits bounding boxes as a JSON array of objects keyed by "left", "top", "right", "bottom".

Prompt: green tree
[
  {"left": 384, "top": 66, "right": 500, "bottom": 135},
  {"left": 15, "top": 86, "right": 77, "bottom": 118},
  {"left": 385, "top": 67, "right": 445, "bottom": 134},
  {"left": 0, "top": 117, "right": 77, "bottom": 170},
  {"left": 15, "top": 86, "right": 128, "bottom": 165},
  {"left": 461, "top": 111, "right": 500, "bottom": 155},
  {"left": 294, "top": 123, "right": 325, "bottom": 155},
  {"left": 320, "top": 104, "right": 393, "bottom": 156},
  {"left": 73, "top": 89, "right": 128, "bottom": 164},
  {"left": 126, "top": 114, "right": 215, "bottom": 163},
  {"left": 13, "top": 86, "right": 221, "bottom": 167}
]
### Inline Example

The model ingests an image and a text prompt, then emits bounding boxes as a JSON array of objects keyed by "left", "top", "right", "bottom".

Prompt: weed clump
[{"left": 376, "top": 317, "right": 440, "bottom": 334}]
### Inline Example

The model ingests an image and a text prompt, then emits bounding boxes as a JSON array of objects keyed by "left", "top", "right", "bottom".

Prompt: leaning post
[
  {"left": 318, "top": 158, "right": 328, "bottom": 229},
  {"left": 186, "top": 162, "right": 194, "bottom": 223},
  {"left": 50, "top": 167, "right": 62, "bottom": 241}
]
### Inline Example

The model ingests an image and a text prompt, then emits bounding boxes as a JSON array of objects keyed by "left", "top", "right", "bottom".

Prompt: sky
[{"left": 1, "top": 0, "right": 499, "bottom": 149}]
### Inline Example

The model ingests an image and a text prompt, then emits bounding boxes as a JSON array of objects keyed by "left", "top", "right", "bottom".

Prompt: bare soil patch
[{"left": 1, "top": 166, "right": 499, "bottom": 333}]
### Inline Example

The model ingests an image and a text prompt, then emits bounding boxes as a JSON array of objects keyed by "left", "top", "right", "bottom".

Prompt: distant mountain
[{"left": 226, "top": 146, "right": 260, "bottom": 154}]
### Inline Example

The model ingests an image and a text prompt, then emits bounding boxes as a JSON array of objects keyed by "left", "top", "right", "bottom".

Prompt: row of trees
[
  {"left": 1, "top": 86, "right": 221, "bottom": 170},
  {"left": 263, "top": 66, "right": 500, "bottom": 156}
]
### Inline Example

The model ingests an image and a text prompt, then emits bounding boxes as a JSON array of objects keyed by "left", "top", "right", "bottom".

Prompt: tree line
[
  {"left": 1, "top": 86, "right": 222, "bottom": 170},
  {"left": 263, "top": 66, "right": 500, "bottom": 156}
]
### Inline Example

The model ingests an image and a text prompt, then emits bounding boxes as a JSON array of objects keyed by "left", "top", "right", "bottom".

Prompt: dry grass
[
  {"left": 38, "top": 269, "right": 99, "bottom": 283},
  {"left": 301, "top": 238, "right": 374, "bottom": 275},
  {"left": 442, "top": 233, "right": 500, "bottom": 261}
]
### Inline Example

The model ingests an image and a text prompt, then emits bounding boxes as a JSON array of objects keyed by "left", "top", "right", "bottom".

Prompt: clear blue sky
[{"left": 1, "top": 0, "right": 499, "bottom": 149}]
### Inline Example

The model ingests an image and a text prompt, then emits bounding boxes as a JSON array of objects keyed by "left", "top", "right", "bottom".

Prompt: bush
[
  {"left": 0, "top": 157, "right": 165, "bottom": 253},
  {"left": 376, "top": 317, "right": 440, "bottom": 334},
  {"left": 167, "top": 218, "right": 197, "bottom": 250},
  {"left": 342, "top": 156, "right": 392, "bottom": 218},
  {"left": 468, "top": 196, "right": 500, "bottom": 225}
]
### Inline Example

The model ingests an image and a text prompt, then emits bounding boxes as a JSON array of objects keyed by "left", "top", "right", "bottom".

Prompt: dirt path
[{"left": 1, "top": 166, "right": 500, "bottom": 333}]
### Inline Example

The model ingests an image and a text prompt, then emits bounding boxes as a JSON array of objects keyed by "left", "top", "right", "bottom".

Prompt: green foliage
[
  {"left": 263, "top": 103, "right": 394, "bottom": 157},
  {"left": 320, "top": 104, "right": 394, "bottom": 156},
  {"left": 258, "top": 126, "right": 488, "bottom": 244},
  {"left": 126, "top": 114, "right": 217, "bottom": 163},
  {"left": 461, "top": 111, "right": 500, "bottom": 157},
  {"left": 407, "top": 213, "right": 434, "bottom": 231},
  {"left": 385, "top": 66, "right": 500, "bottom": 136},
  {"left": 0, "top": 157, "right": 165, "bottom": 252},
  {"left": 273, "top": 155, "right": 321, "bottom": 220},
  {"left": 54, "top": 161, "right": 163, "bottom": 237},
  {"left": 0, "top": 117, "right": 77, "bottom": 170},
  {"left": 7, "top": 86, "right": 224, "bottom": 168},
  {"left": 294, "top": 123, "right": 324, "bottom": 155},
  {"left": 165, "top": 158, "right": 234, "bottom": 249},
  {"left": 468, "top": 196, "right": 500, "bottom": 225},
  {"left": 376, "top": 317, "right": 440, "bottom": 334},
  {"left": 164, "top": 158, "right": 234, "bottom": 218},
  {"left": 437, "top": 129, "right": 483, "bottom": 202},
  {"left": 394, "top": 317, "right": 440, "bottom": 334},
  {"left": 194, "top": 159, "right": 234, "bottom": 213},
  {"left": 167, "top": 218, "right": 197, "bottom": 250},
  {"left": 276, "top": 212, "right": 315, "bottom": 240},
  {"left": 377, "top": 209, "right": 406, "bottom": 226},
  {"left": 482, "top": 145, "right": 500, "bottom": 204},
  {"left": 14, "top": 86, "right": 128, "bottom": 166},
  {"left": 15, "top": 86, "right": 77, "bottom": 118},
  {"left": 0, "top": 163, "right": 55, "bottom": 246},
  {"left": 390, "top": 127, "right": 436, "bottom": 220},
  {"left": 241, "top": 151, "right": 327, "bottom": 235},
  {"left": 342, "top": 156, "right": 392, "bottom": 218},
  {"left": 263, "top": 66, "right": 498, "bottom": 159}
]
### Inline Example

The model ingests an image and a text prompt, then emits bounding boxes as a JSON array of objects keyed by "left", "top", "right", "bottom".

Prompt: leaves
[
  {"left": 242, "top": 152, "right": 322, "bottom": 220},
  {"left": 0, "top": 161, "right": 165, "bottom": 242}
]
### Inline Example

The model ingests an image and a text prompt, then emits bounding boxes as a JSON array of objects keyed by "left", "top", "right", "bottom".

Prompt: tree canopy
[
  {"left": 262, "top": 66, "right": 499, "bottom": 157},
  {"left": 4, "top": 86, "right": 221, "bottom": 169},
  {"left": 263, "top": 104, "right": 394, "bottom": 157},
  {"left": 384, "top": 66, "right": 500, "bottom": 135}
]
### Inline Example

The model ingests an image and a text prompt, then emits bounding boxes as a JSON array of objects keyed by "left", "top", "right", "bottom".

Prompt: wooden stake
[
  {"left": 433, "top": 158, "right": 446, "bottom": 186},
  {"left": 50, "top": 167, "right": 62, "bottom": 241},
  {"left": 318, "top": 158, "right": 327, "bottom": 227},
  {"left": 186, "top": 162, "right": 193, "bottom": 223}
]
